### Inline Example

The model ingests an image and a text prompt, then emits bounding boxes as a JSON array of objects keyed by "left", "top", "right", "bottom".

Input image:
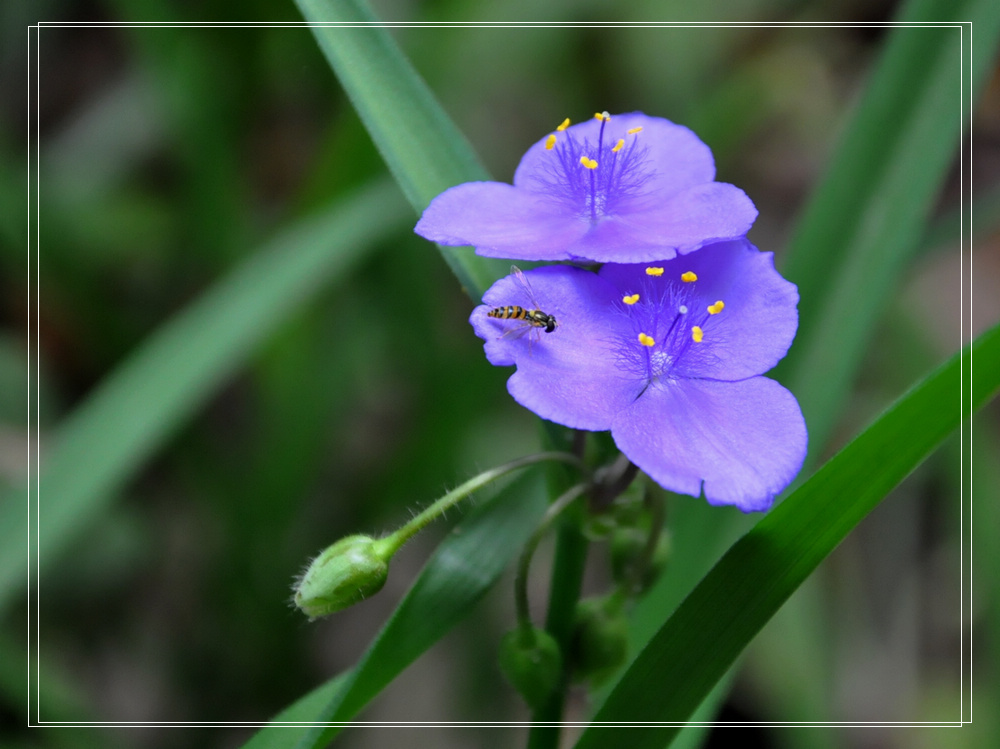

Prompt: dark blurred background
[{"left": 3, "top": 1, "right": 999, "bottom": 748}]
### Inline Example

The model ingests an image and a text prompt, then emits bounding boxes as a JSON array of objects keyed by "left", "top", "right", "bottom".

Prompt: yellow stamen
[
  {"left": 545, "top": 134, "right": 557, "bottom": 150},
  {"left": 627, "top": 126, "right": 643, "bottom": 135},
  {"left": 645, "top": 266, "right": 664, "bottom": 277},
  {"left": 622, "top": 294, "right": 640, "bottom": 305},
  {"left": 681, "top": 271, "right": 698, "bottom": 283},
  {"left": 612, "top": 138, "right": 625, "bottom": 152},
  {"left": 691, "top": 326, "right": 704, "bottom": 343},
  {"left": 639, "top": 333, "right": 655, "bottom": 347},
  {"left": 556, "top": 117, "right": 571, "bottom": 131},
  {"left": 594, "top": 111, "right": 610, "bottom": 122},
  {"left": 580, "top": 156, "right": 598, "bottom": 170},
  {"left": 708, "top": 300, "right": 725, "bottom": 315}
]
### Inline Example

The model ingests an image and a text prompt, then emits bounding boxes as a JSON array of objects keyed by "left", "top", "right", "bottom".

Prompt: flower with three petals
[
  {"left": 416, "top": 112, "right": 758, "bottom": 264},
  {"left": 470, "top": 241, "right": 806, "bottom": 512}
]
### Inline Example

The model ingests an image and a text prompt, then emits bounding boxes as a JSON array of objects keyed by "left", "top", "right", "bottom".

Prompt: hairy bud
[{"left": 293, "top": 534, "right": 390, "bottom": 619}]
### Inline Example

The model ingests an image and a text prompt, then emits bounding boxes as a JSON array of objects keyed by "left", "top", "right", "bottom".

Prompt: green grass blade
[
  {"left": 237, "top": 472, "right": 547, "bottom": 749},
  {"left": 239, "top": 673, "right": 351, "bottom": 749},
  {"left": 1, "top": 181, "right": 407, "bottom": 611},
  {"left": 573, "top": 321, "right": 1000, "bottom": 749},
  {"left": 294, "top": 0, "right": 510, "bottom": 297},
  {"left": 774, "top": 0, "right": 1000, "bottom": 456}
]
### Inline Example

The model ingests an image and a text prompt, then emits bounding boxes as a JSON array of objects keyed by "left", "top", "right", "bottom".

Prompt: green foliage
[
  {"left": 775, "top": 0, "right": 1000, "bottom": 457},
  {"left": 1, "top": 182, "right": 408, "bottom": 611},
  {"left": 295, "top": 0, "right": 511, "bottom": 297}
]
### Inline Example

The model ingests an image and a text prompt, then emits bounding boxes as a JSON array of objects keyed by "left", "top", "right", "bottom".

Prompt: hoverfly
[{"left": 487, "top": 266, "right": 559, "bottom": 341}]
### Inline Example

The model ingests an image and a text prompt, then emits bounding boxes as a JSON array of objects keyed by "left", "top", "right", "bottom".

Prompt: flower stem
[
  {"left": 378, "top": 451, "right": 587, "bottom": 558},
  {"left": 631, "top": 486, "right": 666, "bottom": 594},
  {"left": 527, "top": 505, "right": 590, "bottom": 749},
  {"left": 514, "top": 483, "right": 590, "bottom": 635},
  {"left": 589, "top": 455, "right": 640, "bottom": 510}
]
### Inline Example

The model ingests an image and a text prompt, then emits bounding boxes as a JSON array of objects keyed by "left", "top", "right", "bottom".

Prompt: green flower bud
[
  {"left": 610, "top": 526, "right": 672, "bottom": 594},
  {"left": 610, "top": 481, "right": 645, "bottom": 524},
  {"left": 571, "top": 595, "right": 628, "bottom": 685},
  {"left": 582, "top": 511, "right": 617, "bottom": 540},
  {"left": 293, "top": 534, "right": 391, "bottom": 619},
  {"left": 498, "top": 626, "right": 563, "bottom": 711}
]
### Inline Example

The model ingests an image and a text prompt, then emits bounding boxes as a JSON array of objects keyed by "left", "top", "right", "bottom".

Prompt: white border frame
[{"left": 24, "top": 17, "right": 974, "bottom": 734}]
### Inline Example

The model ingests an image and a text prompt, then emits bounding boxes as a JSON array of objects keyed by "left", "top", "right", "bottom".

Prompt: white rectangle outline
[{"left": 25, "top": 19, "right": 973, "bottom": 731}]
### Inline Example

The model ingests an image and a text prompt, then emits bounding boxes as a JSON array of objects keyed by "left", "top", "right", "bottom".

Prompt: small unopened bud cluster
[
  {"left": 498, "top": 626, "right": 563, "bottom": 711},
  {"left": 570, "top": 594, "right": 628, "bottom": 685}
]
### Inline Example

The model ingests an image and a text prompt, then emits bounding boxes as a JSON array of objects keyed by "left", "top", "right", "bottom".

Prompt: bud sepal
[
  {"left": 570, "top": 594, "right": 628, "bottom": 685},
  {"left": 498, "top": 626, "right": 563, "bottom": 711},
  {"left": 293, "top": 534, "right": 392, "bottom": 619}
]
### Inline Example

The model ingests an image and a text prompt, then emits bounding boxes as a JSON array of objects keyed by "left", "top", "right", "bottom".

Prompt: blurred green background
[{"left": 3, "top": 1, "right": 998, "bottom": 748}]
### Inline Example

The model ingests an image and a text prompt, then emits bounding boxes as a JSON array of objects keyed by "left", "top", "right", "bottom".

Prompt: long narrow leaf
[
  {"left": 295, "top": 0, "right": 510, "bottom": 297},
  {"left": 775, "top": 0, "right": 1000, "bottom": 455},
  {"left": 573, "top": 321, "right": 1000, "bottom": 749},
  {"left": 2, "top": 181, "right": 407, "bottom": 610},
  {"left": 240, "top": 674, "right": 350, "bottom": 749}
]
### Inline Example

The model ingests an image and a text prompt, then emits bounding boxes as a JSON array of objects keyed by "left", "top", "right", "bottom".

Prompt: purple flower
[
  {"left": 416, "top": 112, "right": 758, "bottom": 264},
  {"left": 472, "top": 240, "right": 807, "bottom": 512}
]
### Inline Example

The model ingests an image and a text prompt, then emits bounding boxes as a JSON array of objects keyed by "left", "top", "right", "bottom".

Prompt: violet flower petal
[
  {"left": 566, "top": 183, "right": 758, "bottom": 263},
  {"left": 414, "top": 182, "right": 587, "bottom": 260},
  {"left": 610, "top": 376, "right": 807, "bottom": 512},
  {"left": 470, "top": 265, "right": 638, "bottom": 429}
]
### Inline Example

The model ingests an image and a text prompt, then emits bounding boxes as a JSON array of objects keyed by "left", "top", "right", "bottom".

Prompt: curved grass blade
[
  {"left": 240, "top": 673, "right": 350, "bottom": 749},
  {"left": 1, "top": 180, "right": 407, "bottom": 611},
  {"left": 573, "top": 321, "right": 1000, "bottom": 749},
  {"left": 775, "top": 0, "right": 1000, "bottom": 457},
  {"left": 294, "top": 0, "right": 511, "bottom": 298},
  {"left": 236, "top": 472, "right": 546, "bottom": 749}
]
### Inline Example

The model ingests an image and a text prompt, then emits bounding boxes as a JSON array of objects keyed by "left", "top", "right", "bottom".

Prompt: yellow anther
[
  {"left": 627, "top": 126, "right": 643, "bottom": 135},
  {"left": 612, "top": 138, "right": 625, "bottom": 152},
  {"left": 545, "top": 134, "right": 557, "bottom": 150},
  {"left": 557, "top": 117, "right": 571, "bottom": 131},
  {"left": 681, "top": 271, "right": 698, "bottom": 283},
  {"left": 708, "top": 300, "right": 725, "bottom": 315},
  {"left": 622, "top": 294, "right": 640, "bottom": 305},
  {"left": 645, "top": 267, "right": 664, "bottom": 277},
  {"left": 639, "top": 332, "right": 656, "bottom": 347},
  {"left": 594, "top": 111, "right": 610, "bottom": 121},
  {"left": 580, "top": 156, "right": 598, "bottom": 170},
  {"left": 691, "top": 326, "right": 704, "bottom": 343}
]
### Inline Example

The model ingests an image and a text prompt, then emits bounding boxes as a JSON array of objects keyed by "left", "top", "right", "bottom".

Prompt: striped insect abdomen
[{"left": 488, "top": 305, "right": 529, "bottom": 321}]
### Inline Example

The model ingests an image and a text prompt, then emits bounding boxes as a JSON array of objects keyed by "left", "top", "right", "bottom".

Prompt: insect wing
[
  {"left": 510, "top": 265, "right": 543, "bottom": 310},
  {"left": 500, "top": 322, "right": 536, "bottom": 341},
  {"left": 485, "top": 267, "right": 553, "bottom": 354}
]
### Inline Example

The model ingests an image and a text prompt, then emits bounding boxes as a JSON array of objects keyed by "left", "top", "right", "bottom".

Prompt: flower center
[
  {"left": 534, "top": 113, "right": 652, "bottom": 223},
  {"left": 613, "top": 267, "right": 725, "bottom": 390}
]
